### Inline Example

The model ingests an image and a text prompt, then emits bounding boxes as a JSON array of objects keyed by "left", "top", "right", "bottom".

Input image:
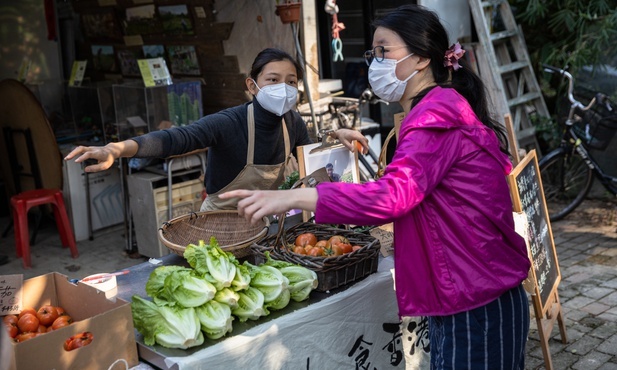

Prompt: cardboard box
[{"left": 2, "top": 273, "right": 138, "bottom": 370}]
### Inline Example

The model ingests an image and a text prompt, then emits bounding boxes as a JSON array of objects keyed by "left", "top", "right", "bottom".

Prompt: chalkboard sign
[{"left": 507, "top": 150, "right": 561, "bottom": 314}]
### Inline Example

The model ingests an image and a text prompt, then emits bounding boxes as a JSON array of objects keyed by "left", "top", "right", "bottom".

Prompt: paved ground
[
  {"left": 1, "top": 198, "right": 616, "bottom": 369},
  {"left": 525, "top": 198, "right": 617, "bottom": 370},
  {"left": 0, "top": 216, "right": 144, "bottom": 280}
]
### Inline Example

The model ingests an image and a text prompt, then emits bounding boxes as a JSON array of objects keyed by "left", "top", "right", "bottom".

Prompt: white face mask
[
  {"left": 253, "top": 79, "right": 298, "bottom": 116},
  {"left": 368, "top": 54, "right": 418, "bottom": 102}
]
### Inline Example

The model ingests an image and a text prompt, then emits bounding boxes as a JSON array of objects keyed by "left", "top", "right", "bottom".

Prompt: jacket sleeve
[{"left": 315, "top": 127, "right": 463, "bottom": 226}]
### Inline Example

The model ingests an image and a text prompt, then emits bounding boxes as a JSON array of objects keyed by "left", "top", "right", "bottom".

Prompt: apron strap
[
  {"left": 246, "top": 104, "right": 291, "bottom": 165},
  {"left": 247, "top": 104, "right": 255, "bottom": 164},
  {"left": 282, "top": 115, "right": 291, "bottom": 157}
]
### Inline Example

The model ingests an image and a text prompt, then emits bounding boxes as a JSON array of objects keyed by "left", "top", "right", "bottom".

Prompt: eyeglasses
[{"left": 363, "top": 45, "right": 408, "bottom": 66}]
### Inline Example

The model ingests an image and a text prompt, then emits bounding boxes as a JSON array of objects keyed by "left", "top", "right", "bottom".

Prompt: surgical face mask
[
  {"left": 252, "top": 79, "right": 298, "bottom": 116},
  {"left": 368, "top": 54, "right": 418, "bottom": 102}
]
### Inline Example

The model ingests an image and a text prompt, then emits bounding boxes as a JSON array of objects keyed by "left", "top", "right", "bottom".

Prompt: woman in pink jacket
[{"left": 223, "top": 4, "right": 531, "bottom": 369}]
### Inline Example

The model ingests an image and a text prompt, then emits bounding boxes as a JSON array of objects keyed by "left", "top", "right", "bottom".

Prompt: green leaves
[
  {"left": 279, "top": 170, "right": 300, "bottom": 190},
  {"left": 131, "top": 295, "right": 204, "bottom": 349},
  {"left": 131, "top": 237, "right": 319, "bottom": 348},
  {"left": 511, "top": 0, "right": 617, "bottom": 72}
]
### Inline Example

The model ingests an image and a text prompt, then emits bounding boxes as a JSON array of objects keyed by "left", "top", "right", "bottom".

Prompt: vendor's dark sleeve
[
  {"left": 131, "top": 112, "right": 230, "bottom": 158},
  {"left": 130, "top": 103, "right": 313, "bottom": 195},
  {"left": 290, "top": 110, "right": 313, "bottom": 148}
]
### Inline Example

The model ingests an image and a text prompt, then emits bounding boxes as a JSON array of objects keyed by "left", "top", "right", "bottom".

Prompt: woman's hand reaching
[
  {"left": 334, "top": 129, "right": 369, "bottom": 155},
  {"left": 220, "top": 188, "right": 318, "bottom": 225}
]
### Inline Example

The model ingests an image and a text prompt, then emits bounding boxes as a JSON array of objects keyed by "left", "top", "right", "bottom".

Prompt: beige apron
[{"left": 200, "top": 104, "right": 297, "bottom": 211}]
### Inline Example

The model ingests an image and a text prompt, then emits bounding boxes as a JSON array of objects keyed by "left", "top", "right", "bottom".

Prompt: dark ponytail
[{"left": 373, "top": 5, "right": 509, "bottom": 154}]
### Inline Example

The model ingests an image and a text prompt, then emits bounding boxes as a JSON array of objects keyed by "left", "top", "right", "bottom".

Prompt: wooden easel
[
  {"left": 507, "top": 151, "right": 567, "bottom": 370},
  {"left": 504, "top": 113, "right": 521, "bottom": 165},
  {"left": 534, "top": 290, "right": 568, "bottom": 370}
]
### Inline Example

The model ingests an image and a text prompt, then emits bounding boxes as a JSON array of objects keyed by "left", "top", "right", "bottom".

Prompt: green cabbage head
[{"left": 131, "top": 295, "right": 204, "bottom": 349}]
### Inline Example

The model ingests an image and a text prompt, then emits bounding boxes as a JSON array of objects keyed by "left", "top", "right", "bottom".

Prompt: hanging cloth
[{"left": 326, "top": 0, "right": 345, "bottom": 62}]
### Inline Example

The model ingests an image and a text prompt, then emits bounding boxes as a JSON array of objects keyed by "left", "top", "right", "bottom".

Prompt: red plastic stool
[{"left": 10, "top": 188, "right": 79, "bottom": 268}]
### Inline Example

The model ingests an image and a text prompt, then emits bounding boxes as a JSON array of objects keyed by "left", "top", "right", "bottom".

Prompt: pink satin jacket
[{"left": 315, "top": 87, "right": 530, "bottom": 316}]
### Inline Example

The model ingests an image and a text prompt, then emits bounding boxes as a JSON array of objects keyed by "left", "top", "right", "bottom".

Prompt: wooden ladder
[{"left": 468, "top": 0, "right": 548, "bottom": 155}]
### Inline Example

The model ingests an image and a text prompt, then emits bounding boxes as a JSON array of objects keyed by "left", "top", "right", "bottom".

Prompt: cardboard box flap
[
  {"left": 22, "top": 273, "right": 128, "bottom": 321},
  {"left": 22, "top": 273, "right": 59, "bottom": 309}
]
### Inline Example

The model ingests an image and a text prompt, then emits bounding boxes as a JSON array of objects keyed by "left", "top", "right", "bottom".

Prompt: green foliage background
[
  {"left": 508, "top": 0, "right": 617, "bottom": 151},
  {"left": 509, "top": 0, "right": 617, "bottom": 73}
]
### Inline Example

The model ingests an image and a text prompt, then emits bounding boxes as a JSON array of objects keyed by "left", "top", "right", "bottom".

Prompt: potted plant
[{"left": 275, "top": 0, "right": 302, "bottom": 24}]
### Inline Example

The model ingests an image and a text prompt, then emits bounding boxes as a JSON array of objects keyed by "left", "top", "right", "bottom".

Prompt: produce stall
[
  {"left": 1, "top": 211, "right": 408, "bottom": 370},
  {"left": 116, "top": 253, "right": 403, "bottom": 370}
]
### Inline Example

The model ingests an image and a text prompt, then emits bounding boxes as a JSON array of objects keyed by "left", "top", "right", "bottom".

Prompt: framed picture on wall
[
  {"left": 142, "top": 44, "right": 166, "bottom": 59},
  {"left": 90, "top": 45, "right": 117, "bottom": 73},
  {"left": 158, "top": 4, "right": 194, "bottom": 35},
  {"left": 116, "top": 47, "right": 143, "bottom": 77},
  {"left": 167, "top": 45, "right": 201, "bottom": 76},
  {"left": 297, "top": 143, "right": 360, "bottom": 220},
  {"left": 123, "top": 4, "right": 161, "bottom": 35},
  {"left": 80, "top": 10, "right": 123, "bottom": 40}
]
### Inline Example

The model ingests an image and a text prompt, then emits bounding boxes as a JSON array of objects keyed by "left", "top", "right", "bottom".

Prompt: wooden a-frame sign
[{"left": 507, "top": 150, "right": 568, "bottom": 370}]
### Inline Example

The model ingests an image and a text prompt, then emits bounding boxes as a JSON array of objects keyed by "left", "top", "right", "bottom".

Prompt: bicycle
[{"left": 538, "top": 64, "right": 617, "bottom": 221}]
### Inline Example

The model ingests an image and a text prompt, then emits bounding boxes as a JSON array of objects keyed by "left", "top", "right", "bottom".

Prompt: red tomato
[
  {"left": 4, "top": 323, "right": 18, "bottom": 338},
  {"left": 17, "top": 313, "right": 39, "bottom": 333},
  {"left": 36, "top": 324, "right": 48, "bottom": 333},
  {"left": 2, "top": 315, "right": 18, "bottom": 326},
  {"left": 328, "top": 235, "right": 349, "bottom": 247},
  {"left": 352, "top": 245, "right": 363, "bottom": 252},
  {"left": 315, "top": 240, "right": 329, "bottom": 249},
  {"left": 339, "top": 243, "right": 353, "bottom": 254},
  {"left": 55, "top": 306, "right": 66, "bottom": 316},
  {"left": 37, "top": 305, "right": 59, "bottom": 327},
  {"left": 331, "top": 244, "right": 344, "bottom": 256},
  {"left": 308, "top": 247, "right": 324, "bottom": 257},
  {"left": 293, "top": 246, "right": 307, "bottom": 255},
  {"left": 295, "top": 233, "right": 317, "bottom": 247},
  {"left": 51, "top": 315, "right": 73, "bottom": 330},
  {"left": 64, "top": 332, "right": 94, "bottom": 351},
  {"left": 18, "top": 308, "right": 37, "bottom": 319},
  {"left": 15, "top": 332, "right": 38, "bottom": 342}
]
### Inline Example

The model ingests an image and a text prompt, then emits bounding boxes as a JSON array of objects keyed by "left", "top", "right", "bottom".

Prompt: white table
[{"left": 117, "top": 255, "right": 405, "bottom": 370}]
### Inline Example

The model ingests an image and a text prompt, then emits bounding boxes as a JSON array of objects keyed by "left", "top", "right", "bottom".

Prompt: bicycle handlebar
[
  {"left": 541, "top": 63, "right": 603, "bottom": 116},
  {"left": 359, "top": 88, "right": 389, "bottom": 106}
]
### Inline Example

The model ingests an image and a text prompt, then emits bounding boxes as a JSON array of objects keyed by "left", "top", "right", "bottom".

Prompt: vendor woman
[{"left": 65, "top": 48, "right": 368, "bottom": 210}]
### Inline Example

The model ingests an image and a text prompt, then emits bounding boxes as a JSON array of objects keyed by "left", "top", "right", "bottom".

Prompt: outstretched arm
[
  {"left": 64, "top": 140, "right": 139, "bottom": 172},
  {"left": 220, "top": 188, "right": 318, "bottom": 225}
]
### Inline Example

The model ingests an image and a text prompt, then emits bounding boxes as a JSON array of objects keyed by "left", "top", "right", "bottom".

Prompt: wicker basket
[
  {"left": 158, "top": 210, "right": 270, "bottom": 258},
  {"left": 252, "top": 222, "right": 381, "bottom": 292}
]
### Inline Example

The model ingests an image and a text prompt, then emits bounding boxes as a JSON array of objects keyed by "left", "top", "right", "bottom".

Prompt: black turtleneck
[{"left": 132, "top": 99, "right": 312, "bottom": 194}]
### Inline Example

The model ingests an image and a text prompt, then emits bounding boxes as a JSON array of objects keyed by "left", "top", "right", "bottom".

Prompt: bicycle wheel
[{"left": 539, "top": 150, "right": 594, "bottom": 221}]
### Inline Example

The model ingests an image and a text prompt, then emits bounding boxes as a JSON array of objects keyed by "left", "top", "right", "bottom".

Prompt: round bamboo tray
[{"left": 158, "top": 210, "right": 270, "bottom": 258}]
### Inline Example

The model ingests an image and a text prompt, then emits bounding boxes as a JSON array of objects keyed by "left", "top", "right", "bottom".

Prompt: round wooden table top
[{"left": 0, "top": 79, "right": 63, "bottom": 197}]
